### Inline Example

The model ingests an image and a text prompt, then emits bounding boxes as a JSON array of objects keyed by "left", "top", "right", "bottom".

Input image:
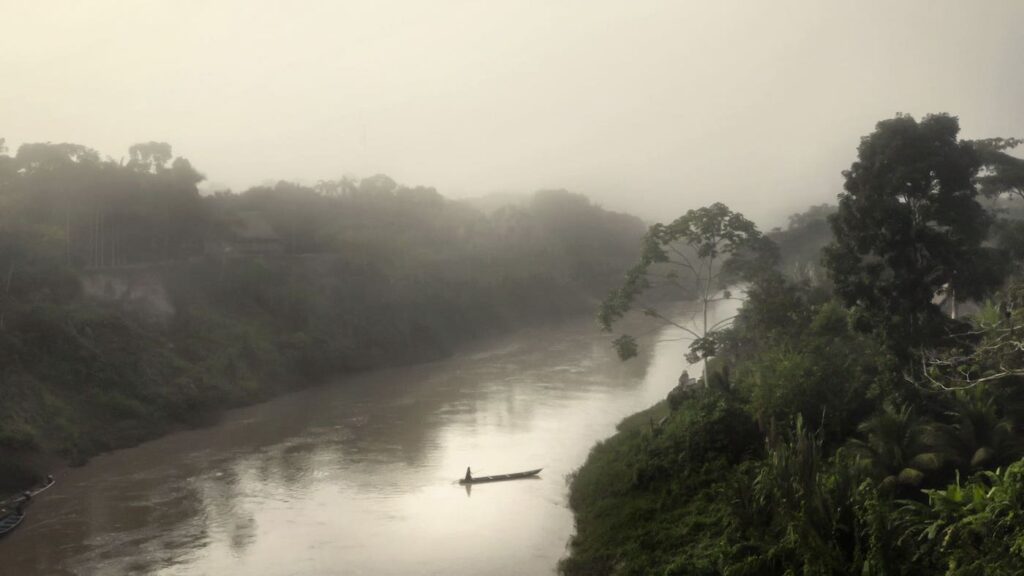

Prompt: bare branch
[
  {"left": 667, "top": 244, "right": 699, "bottom": 273},
  {"left": 635, "top": 301, "right": 703, "bottom": 339},
  {"left": 708, "top": 315, "right": 737, "bottom": 332},
  {"left": 911, "top": 333, "right": 1024, "bottom": 390}
]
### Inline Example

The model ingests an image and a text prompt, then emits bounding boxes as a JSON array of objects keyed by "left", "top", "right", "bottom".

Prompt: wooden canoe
[
  {"left": 0, "top": 511, "right": 24, "bottom": 537},
  {"left": 459, "top": 468, "right": 542, "bottom": 484},
  {"left": 0, "top": 476, "right": 54, "bottom": 538}
]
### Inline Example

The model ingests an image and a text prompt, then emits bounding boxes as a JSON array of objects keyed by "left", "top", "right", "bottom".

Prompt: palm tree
[
  {"left": 848, "top": 403, "right": 949, "bottom": 490},
  {"left": 941, "top": 387, "right": 1024, "bottom": 471}
]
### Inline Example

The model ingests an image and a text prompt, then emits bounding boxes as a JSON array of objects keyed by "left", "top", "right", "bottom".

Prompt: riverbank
[
  {"left": 0, "top": 149, "right": 652, "bottom": 495},
  {"left": 0, "top": 303, "right": 695, "bottom": 575},
  {"left": 560, "top": 275, "right": 891, "bottom": 574},
  {"left": 560, "top": 384, "right": 757, "bottom": 575},
  {"left": 562, "top": 270, "right": 1024, "bottom": 574},
  {"left": 0, "top": 254, "right": 611, "bottom": 494}
]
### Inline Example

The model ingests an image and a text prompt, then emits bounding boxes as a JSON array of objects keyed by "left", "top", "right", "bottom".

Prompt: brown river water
[{"left": 2, "top": 301, "right": 734, "bottom": 575}]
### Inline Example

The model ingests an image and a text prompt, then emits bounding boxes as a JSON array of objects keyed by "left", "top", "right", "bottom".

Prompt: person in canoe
[
  {"left": 464, "top": 467, "right": 472, "bottom": 482},
  {"left": 16, "top": 491, "right": 30, "bottom": 513}
]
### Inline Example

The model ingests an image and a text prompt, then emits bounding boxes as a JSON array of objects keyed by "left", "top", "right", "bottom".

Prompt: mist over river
[{"left": 2, "top": 300, "right": 735, "bottom": 575}]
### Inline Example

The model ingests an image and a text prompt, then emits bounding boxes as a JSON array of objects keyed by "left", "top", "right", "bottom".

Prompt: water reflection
[{"left": 2, "top": 303, "right": 734, "bottom": 575}]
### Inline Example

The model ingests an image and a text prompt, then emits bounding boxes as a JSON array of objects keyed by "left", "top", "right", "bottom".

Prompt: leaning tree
[{"left": 599, "top": 202, "right": 777, "bottom": 386}]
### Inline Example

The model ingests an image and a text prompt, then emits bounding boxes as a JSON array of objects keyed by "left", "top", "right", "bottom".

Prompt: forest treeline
[
  {"left": 0, "top": 137, "right": 646, "bottom": 488},
  {"left": 563, "top": 113, "right": 1024, "bottom": 575}
]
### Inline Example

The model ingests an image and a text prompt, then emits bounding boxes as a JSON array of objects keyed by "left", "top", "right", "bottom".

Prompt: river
[{"left": 2, "top": 300, "right": 735, "bottom": 575}]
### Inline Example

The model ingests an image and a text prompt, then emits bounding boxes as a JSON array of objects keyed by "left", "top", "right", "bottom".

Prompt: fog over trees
[
  {"left": 5, "top": 2, "right": 1024, "bottom": 575},
  {"left": 4, "top": 2, "right": 1024, "bottom": 226},
  {"left": 0, "top": 139, "right": 646, "bottom": 486}
]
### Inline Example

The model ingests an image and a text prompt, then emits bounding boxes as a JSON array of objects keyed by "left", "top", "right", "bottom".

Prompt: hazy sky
[{"left": 2, "top": 0, "right": 1023, "bottom": 226}]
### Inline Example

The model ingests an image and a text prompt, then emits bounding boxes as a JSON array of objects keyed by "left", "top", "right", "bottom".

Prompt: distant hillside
[{"left": 458, "top": 191, "right": 529, "bottom": 215}]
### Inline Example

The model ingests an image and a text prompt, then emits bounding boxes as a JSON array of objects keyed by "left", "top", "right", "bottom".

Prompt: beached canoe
[{"left": 458, "top": 468, "right": 542, "bottom": 484}]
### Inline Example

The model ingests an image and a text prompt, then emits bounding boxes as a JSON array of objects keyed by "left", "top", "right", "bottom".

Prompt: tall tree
[
  {"left": 127, "top": 141, "right": 173, "bottom": 173},
  {"left": 824, "top": 113, "right": 1006, "bottom": 355},
  {"left": 599, "top": 202, "right": 777, "bottom": 385}
]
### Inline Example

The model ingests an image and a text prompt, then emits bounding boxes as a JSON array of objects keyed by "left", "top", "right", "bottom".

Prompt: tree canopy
[
  {"left": 599, "top": 202, "right": 777, "bottom": 383},
  {"left": 824, "top": 113, "right": 1007, "bottom": 353}
]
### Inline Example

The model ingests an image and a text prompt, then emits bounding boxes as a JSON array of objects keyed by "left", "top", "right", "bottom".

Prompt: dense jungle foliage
[
  {"left": 563, "top": 114, "right": 1024, "bottom": 575},
  {"left": 0, "top": 138, "right": 646, "bottom": 489}
]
